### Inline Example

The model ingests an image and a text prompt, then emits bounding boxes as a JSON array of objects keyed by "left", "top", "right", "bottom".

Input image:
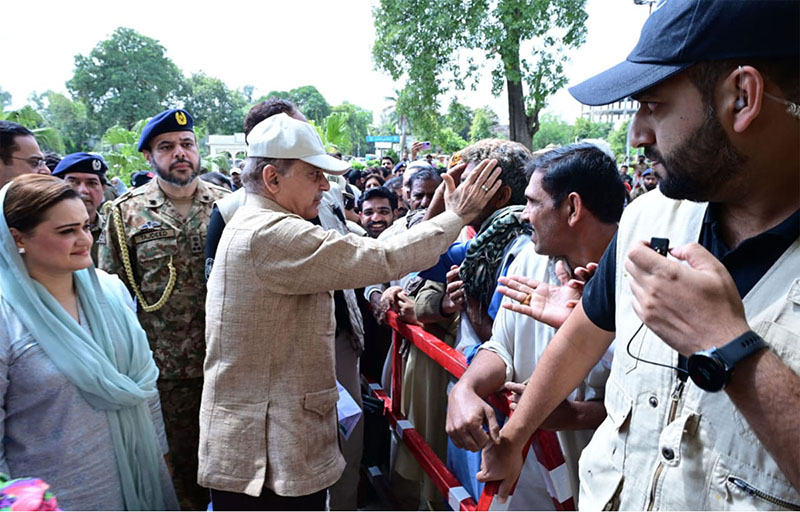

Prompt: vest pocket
[
  {"left": 710, "top": 457, "right": 800, "bottom": 510},
  {"left": 302, "top": 387, "right": 340, "bottom": 470},
  {"left": 578, "top": 376, "right": 631, "bottom": 509}
]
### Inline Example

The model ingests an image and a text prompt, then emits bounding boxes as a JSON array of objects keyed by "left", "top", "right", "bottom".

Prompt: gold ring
[{"left": 521, "top": 294, "right": 532, "bottom": 306}]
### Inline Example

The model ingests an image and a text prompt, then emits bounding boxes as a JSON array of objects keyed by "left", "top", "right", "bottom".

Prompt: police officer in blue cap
[
  {"left": 98, "top": 108, "right": 229, "bottom": 511},
  {"left": 53, "top": 152, "right": 109, "bottom": 264}
]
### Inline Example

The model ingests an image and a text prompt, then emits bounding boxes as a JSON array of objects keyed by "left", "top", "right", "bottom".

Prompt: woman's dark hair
[
  {"left": 364, "top": 173, "right": 385, "bottom": 187},
  {"left": 4, "top": 174, "right": 81, "bottom": 233}
]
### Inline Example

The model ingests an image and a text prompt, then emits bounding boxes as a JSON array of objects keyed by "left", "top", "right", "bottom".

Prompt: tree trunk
[
  {"left": 399, "top": 116, "right": 407, "bottom": 155},
  {"left": 506, "top": 78, "right": 532, "bottom": 150},
  {"left": 500, "top": 22, "right": 533, "bottom": 150}
]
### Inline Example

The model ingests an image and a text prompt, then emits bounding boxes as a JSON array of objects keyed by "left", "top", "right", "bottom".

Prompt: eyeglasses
[{"left": 11, "top": 156, "right": 48, "bottom": 169}]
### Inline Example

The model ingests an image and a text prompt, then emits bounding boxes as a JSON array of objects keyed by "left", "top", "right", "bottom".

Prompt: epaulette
[{"left": 111, "top": 185, "right": 146, "bottom": 206}]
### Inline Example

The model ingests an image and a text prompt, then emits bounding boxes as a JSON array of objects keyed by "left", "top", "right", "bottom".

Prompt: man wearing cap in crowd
[
  {"left": 99, "top": 108, "right": 229, "bottom": 510},
  {"left": 52, "top": 152, "right": 109, "bottom": 264},
  {"left": 631, "top": 168, "right": 658, "bottom": 201},
  {"left": 199, "top": 112, "right": 502, "bottom": 510},
  {"left": 230, "top": 167, "right": 242, "bottom": 191},
  {"left": 478, "top": 1, "right": 800, "bottom": 509}
]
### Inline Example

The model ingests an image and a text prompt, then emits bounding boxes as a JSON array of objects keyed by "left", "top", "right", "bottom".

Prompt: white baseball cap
[{"left": 247, "top": 113, "right": 350, "bottom": 175}]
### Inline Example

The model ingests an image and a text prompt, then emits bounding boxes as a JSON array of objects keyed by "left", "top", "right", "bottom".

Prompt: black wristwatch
[{"left": 687, "top": 331, "right": 767, "bottom": 392}]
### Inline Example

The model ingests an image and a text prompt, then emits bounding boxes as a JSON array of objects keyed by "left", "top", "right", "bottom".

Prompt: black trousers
[{"left": 210, "top": 487, "right": 327, "bottom": 511}]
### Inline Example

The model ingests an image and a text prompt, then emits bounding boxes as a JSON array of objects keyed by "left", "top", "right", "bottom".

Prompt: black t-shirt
[
  {"left": 205, "top": 206, "right": 226, "bottom": 281},
  {"left": 583, "top": 205, "right": 800, "bottom": 332}
]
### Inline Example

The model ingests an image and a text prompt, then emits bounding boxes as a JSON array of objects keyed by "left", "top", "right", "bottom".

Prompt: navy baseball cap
[
  {"left": 52, "top": 152, "right": 108, "bottom": 178},
  {"left": 131, "top": 171, "right": 155, "bottom": 188},
  {"left": 137, "top": 108, "right": 194, "bottom": 152},
  {"left": 569, "top": 0, "right": 800, "bottom": 106}
]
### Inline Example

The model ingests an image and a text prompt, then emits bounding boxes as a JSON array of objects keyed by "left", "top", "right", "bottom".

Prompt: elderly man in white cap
[{"left": 198, "top": 113, "right": 503, "bottom": 510}]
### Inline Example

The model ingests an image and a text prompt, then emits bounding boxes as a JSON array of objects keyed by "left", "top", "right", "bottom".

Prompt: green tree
[
  {"left": 97, "top": 120, "right": 149, "bottom": 184},
  {"left": 331, "top": 102, "right": 374, "bottom": 156},
  {"left": 532, "top": 114, "right": 573, "bottom": 149},
  {"left": 32, "top": 91, "right": 94, "bottom": 153},
  {"left": 260, "top": 85, "right": 331, "bottom": 123},
  {"left": 373, "top": 0, "right": 588, "bottom": 150},
  {"left": 67, "top": 27, "right": 185, "bottom": 134},
  {"left": 182, "top": 72, "right": 248, "bottom": 135},
  {"left": 435, "top": 126, "right": 469, "bottom": 153},
  {"left": 0, "top": 106, "right": 65, "bottom": 154},
  {"left": 312, "top": 113, "right": 351, "bottom": 154},
  {"left": 444, "top": 98, "right": 474, "bottom": 140},
  {"left": 469, "top": 107, "right": 498, "bottom": 142},
  {"left": 608, "top": 119, "right": 631, "bottom": 160},
  {"left": 382, "top": 88, "right": 413, "bottom": 151},
  {"left": 572, "top": 117, "right": 612, "bottom": 141}
]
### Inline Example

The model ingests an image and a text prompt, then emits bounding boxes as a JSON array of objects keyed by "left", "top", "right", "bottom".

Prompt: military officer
[
  {"left": 98, "top": 108, "right": 229, "bottom": 510},
  {"left": 52, "top": 152, "right": 109, "bottom": 265}
]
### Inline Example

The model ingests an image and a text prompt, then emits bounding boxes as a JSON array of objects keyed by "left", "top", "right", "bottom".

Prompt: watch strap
[{"left": 714, "top": 330, "right": 767, "bottom": 370}]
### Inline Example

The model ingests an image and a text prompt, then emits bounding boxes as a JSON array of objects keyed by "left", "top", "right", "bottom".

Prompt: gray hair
[
  {"left": 460, "top": 138, "right": 532, "bottom": 206},
  {"left": 242, "top": 157, "right": 293, "bottom": 194}
]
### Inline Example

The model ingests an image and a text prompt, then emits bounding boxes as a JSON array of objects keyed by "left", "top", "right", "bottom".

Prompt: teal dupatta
[{"left": 0, "top": 183, "right": 174, "bottom": 510}]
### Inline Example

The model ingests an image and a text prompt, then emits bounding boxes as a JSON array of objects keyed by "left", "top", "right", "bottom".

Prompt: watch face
[{"left": 688, "top": 354, "right": 727, "bottom": 392}]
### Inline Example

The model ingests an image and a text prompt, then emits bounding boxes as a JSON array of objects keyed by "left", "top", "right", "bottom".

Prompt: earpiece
[
  {"left": 735, "top": 66, "right": 746, "bottom": 110},
  {"left": 736, "top": 91, "right": 746, "bottom": 110}
]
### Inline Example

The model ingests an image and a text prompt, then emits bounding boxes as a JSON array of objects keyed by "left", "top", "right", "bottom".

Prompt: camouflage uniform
[
  {"left": 90, "top": 210, "right": 105, "bottom": 266},
  {"left": 98, "top": 177, "right": 229, "bottom": 510}
]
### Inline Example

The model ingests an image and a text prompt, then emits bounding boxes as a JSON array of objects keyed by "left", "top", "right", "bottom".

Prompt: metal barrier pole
[{"left": 379, "top": 311, "right": 574, "bottom": 511}]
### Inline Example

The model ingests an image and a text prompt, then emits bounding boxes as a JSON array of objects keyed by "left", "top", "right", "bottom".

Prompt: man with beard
[
  {"left": 358, "top": 186, "right": 397, "bottom": 238},
  {"left": 477, "top": 1, "right": 800, "bottom": 509},
  {"left": 630, "top": 168, "right": 658, "bottom": 201},
  {"left": 52, "top": 152, "right": 109, "bottom": 265},
  {"left": 99, "top": 108, "right": 229, "bottom": 510}
]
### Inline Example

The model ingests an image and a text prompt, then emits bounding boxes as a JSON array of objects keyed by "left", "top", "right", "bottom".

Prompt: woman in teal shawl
[{"left": 0, "top": 174, "right": 178, "bottom": 510}]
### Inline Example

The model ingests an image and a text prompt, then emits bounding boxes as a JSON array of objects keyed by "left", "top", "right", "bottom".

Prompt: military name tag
[{"left": 133, "top": 228, "right": 176, "bottom": 244}]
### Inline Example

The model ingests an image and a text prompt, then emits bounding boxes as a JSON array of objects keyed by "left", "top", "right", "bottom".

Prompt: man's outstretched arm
[{"left": 476, "top": 302, "right": 614, "bottom": 500}]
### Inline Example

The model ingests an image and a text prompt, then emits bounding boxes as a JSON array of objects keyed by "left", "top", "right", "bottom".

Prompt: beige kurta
[{"left": 198, "top": 193, "right": 465, "bottom": 497}]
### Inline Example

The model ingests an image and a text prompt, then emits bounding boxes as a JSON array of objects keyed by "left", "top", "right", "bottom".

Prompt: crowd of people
[{"left": 0, "top": 0, "right": 797, "bottom": 511}]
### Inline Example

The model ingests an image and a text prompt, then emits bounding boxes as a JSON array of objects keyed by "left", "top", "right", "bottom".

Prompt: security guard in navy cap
[
  {"left": 98, "top": 108, "right": 229, "bottom": 511},
  {"left": 53, "top": 152, "right": 109, "bottom": 265}
]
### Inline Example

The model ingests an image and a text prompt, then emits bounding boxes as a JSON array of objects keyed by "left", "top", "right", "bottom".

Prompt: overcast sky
[{"left": 2, "top": 0, "right": 649, "bottom": 126}]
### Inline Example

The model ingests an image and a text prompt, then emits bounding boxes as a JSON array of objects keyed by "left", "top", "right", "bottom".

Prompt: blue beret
[
  {"left": 137, "top": 109, "right": 194, "bottom": 152},
  {"left": 642, "top": 168, "right": 654, "bottom": 177},
  {"left": 52, "top": 152, "right": 108, "bottom": 178}
]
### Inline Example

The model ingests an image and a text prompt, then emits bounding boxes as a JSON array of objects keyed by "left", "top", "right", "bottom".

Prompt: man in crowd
[
  {"left": 99, "top": 108, "right": 229, "bottom": 510},
  {"left": 479, "top": 1, "right": 800, "bottom": 509},
  {"left": 399, "top": 160, "right": 436, "bottom": 213},
  {"left": 52, "top": 152, "right": 109, "bottom": 264},
  {"left": 631, "top": 168, "right": 658, "bottom": 201},
  {"left": 358, "top": 186, "right": 398, "bottom": 239},
  {"left": 447, "top": 143, "right": 624, "bottom": 509},
  {"left": 230, "top": 167, "right": 242, "bottom": 190},
  {"left": 380, "top": 155, "right": 394, "bottom": 176},
  {"left": 198, "top": 112, "right": 501, "bottom": 510},
  {"left": 384, "top": 176, "right": 408, "bottom": 218},
  {"left": 0, "top": 121, "right": 49, "bottom": 187},
  {"left": 407, "top": 167, "right": 441, "bottom": 212},
  {"left": 364, "top": 166, "right": 442, "bottom": 314}
]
